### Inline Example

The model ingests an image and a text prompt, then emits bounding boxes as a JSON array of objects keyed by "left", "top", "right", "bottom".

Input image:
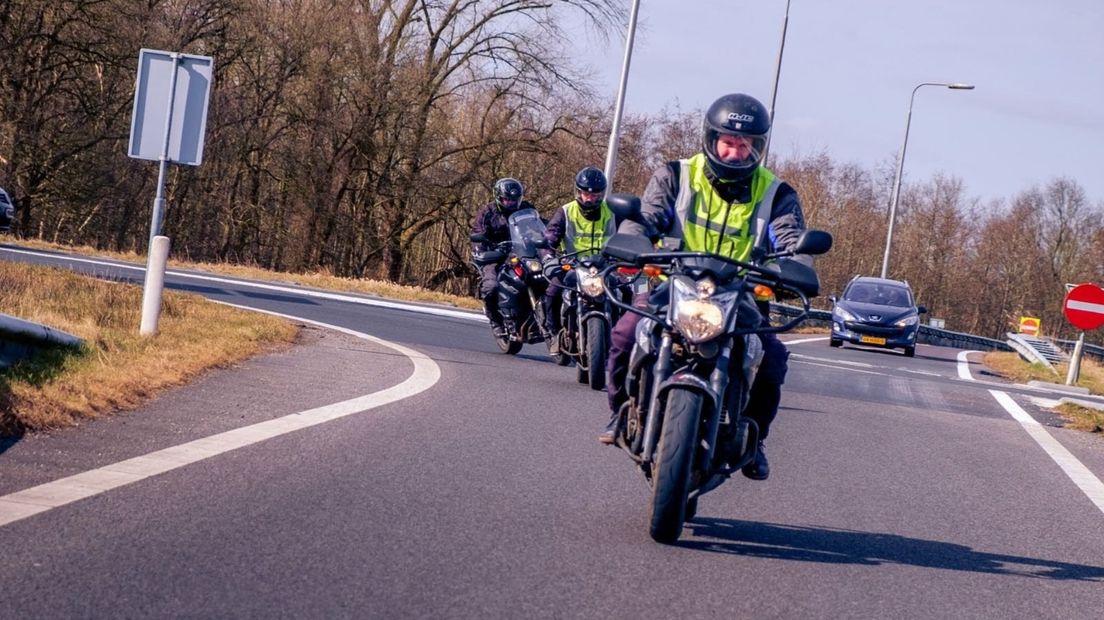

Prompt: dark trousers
[
  {"left": 479, "top": 263, "right": 501, "bottom": 322},
  {"left": 606, "top": 301, "right": 789, "bottom": 440}
]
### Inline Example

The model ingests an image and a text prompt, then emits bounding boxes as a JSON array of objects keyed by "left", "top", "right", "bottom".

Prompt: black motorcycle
[
  {"left": 546, "top": 252, "right": 629, "bottom": 390},
  {"left": 471, "top": 208, "right": 564, "bottom": 361},
  {"left": 600, "top": 197, "right": 832, "bottom": 544}
]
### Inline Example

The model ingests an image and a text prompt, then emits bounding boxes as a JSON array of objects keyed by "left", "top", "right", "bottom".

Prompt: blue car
[{"left": 829, "top": 276, "right": 927, "bottom": 357}]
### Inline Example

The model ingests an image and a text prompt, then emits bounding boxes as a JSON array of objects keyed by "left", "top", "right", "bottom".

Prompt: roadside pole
[
  {"left": 1065, "top": 332, "right": 1085, "bottom": 386},
  {"left": 128, "top": 49, "right": 213, "bottom": 336}
]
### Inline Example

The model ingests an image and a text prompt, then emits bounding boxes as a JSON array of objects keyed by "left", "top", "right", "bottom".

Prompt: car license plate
[{"left": 860, "top": 335, "right": 887, "bottom": 346}]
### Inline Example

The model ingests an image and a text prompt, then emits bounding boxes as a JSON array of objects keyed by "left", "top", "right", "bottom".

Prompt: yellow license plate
[{"left": 860, "top": 335, "right": 887, "bottom": 346}]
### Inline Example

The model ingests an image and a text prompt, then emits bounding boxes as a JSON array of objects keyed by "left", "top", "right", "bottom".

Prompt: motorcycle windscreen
[{"left": 507, "top": 208, "right": 548, "bottom": 258}]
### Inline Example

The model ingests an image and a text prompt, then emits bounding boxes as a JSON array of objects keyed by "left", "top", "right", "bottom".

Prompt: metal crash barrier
[{"left": 0, "top": 313, "right": 85, "bottom": 369}]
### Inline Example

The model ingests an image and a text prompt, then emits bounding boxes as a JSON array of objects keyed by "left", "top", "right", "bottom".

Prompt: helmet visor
[{"left": 706, "top": 131, "right": 767, "bottom": 170}]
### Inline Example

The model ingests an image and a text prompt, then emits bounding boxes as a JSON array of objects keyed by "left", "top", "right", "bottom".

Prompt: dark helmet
[
  {"left": 574, "top": 166, "right": 607, "bottom": 219},
  {"left": 702, "top": 93, "right": 771, "bottom": 182},
  {"left": 493, "top": 177, "right": 524, "bottom": 213}
]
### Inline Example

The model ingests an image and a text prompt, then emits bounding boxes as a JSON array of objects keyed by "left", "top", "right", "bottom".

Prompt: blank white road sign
[{"left": 128, "top": 49, "right": 213, "bottom": 166}]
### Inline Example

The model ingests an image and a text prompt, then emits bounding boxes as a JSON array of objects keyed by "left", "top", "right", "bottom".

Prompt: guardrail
[{"left": 0, "top": 313, "right": 85, "bottom": 369}]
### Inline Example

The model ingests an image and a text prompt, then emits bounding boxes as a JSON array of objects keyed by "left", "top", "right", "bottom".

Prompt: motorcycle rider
[
  {"left": 471, "top": 178, "right": 536, "bottom": 337},
  {"left": 600, "top": 93, "right": 811, "bottom": 482},
  {"left": 540, "top": 166, "right": 617, "bottom": 356}
]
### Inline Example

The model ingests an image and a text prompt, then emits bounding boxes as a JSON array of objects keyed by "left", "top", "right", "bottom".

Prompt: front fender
[{"left": 656, "top": 372, "right": 718, "bottom": 414}]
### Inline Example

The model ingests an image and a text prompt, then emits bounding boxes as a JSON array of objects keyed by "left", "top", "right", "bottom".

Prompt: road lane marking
[
  {"left": 0, "top": 247, "right": 483, "bottom": 322},
  {"left": 0, "top": 306, "right": 442, "bottom": 528},
  {"left": 989, "top": 390, "right": 1104, "bottom": 517},
  {"left": 784, "top": 336, "right": 828, "bottom": 345},
  {"left": 957, "top": 350, "right": 975, "bottom": 380}
]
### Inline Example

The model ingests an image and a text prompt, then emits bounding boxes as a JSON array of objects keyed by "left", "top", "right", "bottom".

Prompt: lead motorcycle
[
  {"left": 470, "top": 207, "right": 565, "bottom": 361},
  {"left": 600, "top": 195, "right": 832, "bottom": 543}
]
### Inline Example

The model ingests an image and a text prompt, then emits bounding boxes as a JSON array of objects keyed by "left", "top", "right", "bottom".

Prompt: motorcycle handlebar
[{"left": 598, "top": 259, "right": 814, "bottom": 336}]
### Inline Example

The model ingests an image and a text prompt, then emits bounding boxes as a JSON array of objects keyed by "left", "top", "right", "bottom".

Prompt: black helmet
[
  {"left": 574, "top": 166, "right": 607, "bottom": 219},
  {"left": 702, "top": 93, "right": 771, "bottom": 182},
  {"left": 493, "top": 177, "right": 524, "bottom": 213}
]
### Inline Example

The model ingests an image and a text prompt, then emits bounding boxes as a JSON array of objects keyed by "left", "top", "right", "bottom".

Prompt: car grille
[{"left": 844, "top": 322, "right": 907, "bottom": 336}]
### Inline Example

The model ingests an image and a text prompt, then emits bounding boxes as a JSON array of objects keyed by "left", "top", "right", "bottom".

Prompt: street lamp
[
  {"left": 879, "top": 82, "right": 975, "bottom": 279},
  {"left": 602, "top": 0, "right": 643, "bottom": 191},
  {"left": 762, "top": 0, "right": 791, "bottom": 167}
]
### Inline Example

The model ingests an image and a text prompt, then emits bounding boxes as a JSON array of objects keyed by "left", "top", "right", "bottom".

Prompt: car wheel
[
  {"left": 829, "top": 338, "right": 842, "bottom": 348},
  {"left": 904, "top": 345, "right": 915, "bottom": 357}
]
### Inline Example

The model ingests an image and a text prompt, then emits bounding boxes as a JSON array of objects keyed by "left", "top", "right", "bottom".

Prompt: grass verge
[
  {"left": 1, "top": 261, "right": 297, "bottom": 435},
  {"left": 6, "top": 238, "right": 482, "bottom": 310},
  {"left": 983, "top": 351, "right": 1104, "bottom": 434}
]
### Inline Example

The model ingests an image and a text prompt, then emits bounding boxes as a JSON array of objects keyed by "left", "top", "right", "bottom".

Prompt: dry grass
[
  {"left": 984, "top": 351, "right": 1104, "bottom": 434},
  {"left": 0, "top": 261, "right": 298, "bottom": 435},
  {"left": 9, "top": 238, "right": 482, "bottom": 311}
]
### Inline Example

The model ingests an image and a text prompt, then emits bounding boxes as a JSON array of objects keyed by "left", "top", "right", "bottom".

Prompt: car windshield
[{"left": 844, "top": 283, "right": 912, "bottom": 307}]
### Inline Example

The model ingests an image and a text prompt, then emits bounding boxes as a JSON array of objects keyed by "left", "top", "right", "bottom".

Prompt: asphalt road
[{"left": 2, "top": 244, "right": 1104, "bottom": 619}]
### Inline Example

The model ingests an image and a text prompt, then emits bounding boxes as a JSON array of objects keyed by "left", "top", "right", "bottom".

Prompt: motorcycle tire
[
  {"left": 649, "top": 388, "right": 703, "bottom": 544},
  {"left": 586, "top": 317, "right": 608, "bottom": 391},
  {"left": 493, "top": 326, "right": 522, "bottom": 355}
]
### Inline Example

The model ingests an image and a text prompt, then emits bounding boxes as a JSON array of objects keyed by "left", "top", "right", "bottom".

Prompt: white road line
[
  {"left": 785, "top": 336, "right": 829, "bottom": 345},
  {"left": 989, "top": 390, "right": 1104, "bottom": 516},
  {"left": 792, "top": 359, "right": 889, "bottom": 376},
  {"left": 957, "top": 350, "right": 976, "bottom": 380},
  {"left": 0, "top": 247, "right": 483, "bottom": 322},
  {"left": 0, "top": 306, "right": 442, "bottom": 528}
]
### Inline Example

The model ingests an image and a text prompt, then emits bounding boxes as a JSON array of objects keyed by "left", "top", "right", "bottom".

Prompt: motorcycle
[
  {"left": 470, "top": 207, "right": 565, "bottom": 361},
  {"left": 546, "top": 252, "right": 628, "bottom": 390},
  {"left": 600, "top": 195, "right": 832, "bottom": 544}
]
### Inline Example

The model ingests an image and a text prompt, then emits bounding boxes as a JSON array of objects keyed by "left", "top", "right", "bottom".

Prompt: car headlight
[
  {"left": 525, "top": 259, "right": 542, "bottom": 273},
  {"left": 895, "top": 315, "right": 919, "bottom": 328},
  {"left": 834, "top": 307, "right": 857, "bottom": 322},
  {"left": 580, "top": 274, "right": 604, "bottom": 298}
]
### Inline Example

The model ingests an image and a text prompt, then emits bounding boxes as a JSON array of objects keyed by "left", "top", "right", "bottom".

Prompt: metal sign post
[{"left": 128, "top": 49, "right": 214, "bottom": 335}]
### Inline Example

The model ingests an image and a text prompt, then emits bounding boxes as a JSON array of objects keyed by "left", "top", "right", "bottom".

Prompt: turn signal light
[
  {"left": 643, "top": 265, "right": 664, "bottom": 278},
  {"left": 753, "top": 284, "right": 774, "bottom": 301}
]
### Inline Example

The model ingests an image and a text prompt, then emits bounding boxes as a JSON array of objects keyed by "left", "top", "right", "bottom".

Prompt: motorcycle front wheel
[
  {"left": 649, "top": 388, "right": 703, "bottom": 544},
  {"left": 585, "top": 317, "right": 608, "bottom": 391}
]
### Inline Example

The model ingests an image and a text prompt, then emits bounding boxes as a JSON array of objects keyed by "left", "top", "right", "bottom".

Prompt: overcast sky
[{"left": 569, "top": 0, "right": 1103, "bottom": 206}]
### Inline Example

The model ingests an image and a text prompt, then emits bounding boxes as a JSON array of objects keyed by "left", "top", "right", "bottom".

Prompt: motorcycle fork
[
  {"left": 698, "top": 341, "right": 733, "bottom": 473},
  {"left": 641, "top": 332, "right": 674, "bottom": 463}
]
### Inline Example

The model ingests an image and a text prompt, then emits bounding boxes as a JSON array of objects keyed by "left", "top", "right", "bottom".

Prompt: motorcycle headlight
[
  {"left": 670, "top": 277, "right": 736, "bottom": 344},
  {"left": 525, "top": 259, "right": 542, "bottom": 273},
  {"left": 834, "top": 307, "right": 857, "bottom": 322},
  {"left": 580, "top": 274, "right": 604, "bottom": 298},
  {"left": 895, "top": 315, "right": 919, "bottom": 327}
]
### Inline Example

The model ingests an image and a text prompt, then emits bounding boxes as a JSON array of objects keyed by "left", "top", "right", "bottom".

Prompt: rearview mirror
[
  {"left": 917, "top": 305, "right": 928, "bottom": 314},
  {"left": 470, "top": 233, "right": 488, "bottom": 243},
  {"left": 792, "top": 230, "right": 833, "bottom": 255},
  {"left": 605, "top": 193, "right": 641, "bottom": 222}
]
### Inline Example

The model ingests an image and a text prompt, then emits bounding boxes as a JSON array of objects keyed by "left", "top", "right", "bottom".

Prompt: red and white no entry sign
[{"left": 1063, "top": 283, "right": 1104, "bottom": 331}]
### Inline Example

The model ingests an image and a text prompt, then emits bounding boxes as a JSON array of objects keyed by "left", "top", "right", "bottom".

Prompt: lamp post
[
  {"left": 879, "top": 82, "right": 975, "bottom": 279},
  {"left": 761, "top": 0, "right": 791, "bottom": 167},
  {"left": 602, "top": 0, "right": 642, "bottom": 191}
]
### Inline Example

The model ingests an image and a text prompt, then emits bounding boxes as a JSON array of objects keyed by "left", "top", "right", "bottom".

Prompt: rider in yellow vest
[
  {"left": 541, "top": 167, "right": 617, "bottom": 356},
  {"left": 602, "top": 93, "right": 811, "bottom": 482}
]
